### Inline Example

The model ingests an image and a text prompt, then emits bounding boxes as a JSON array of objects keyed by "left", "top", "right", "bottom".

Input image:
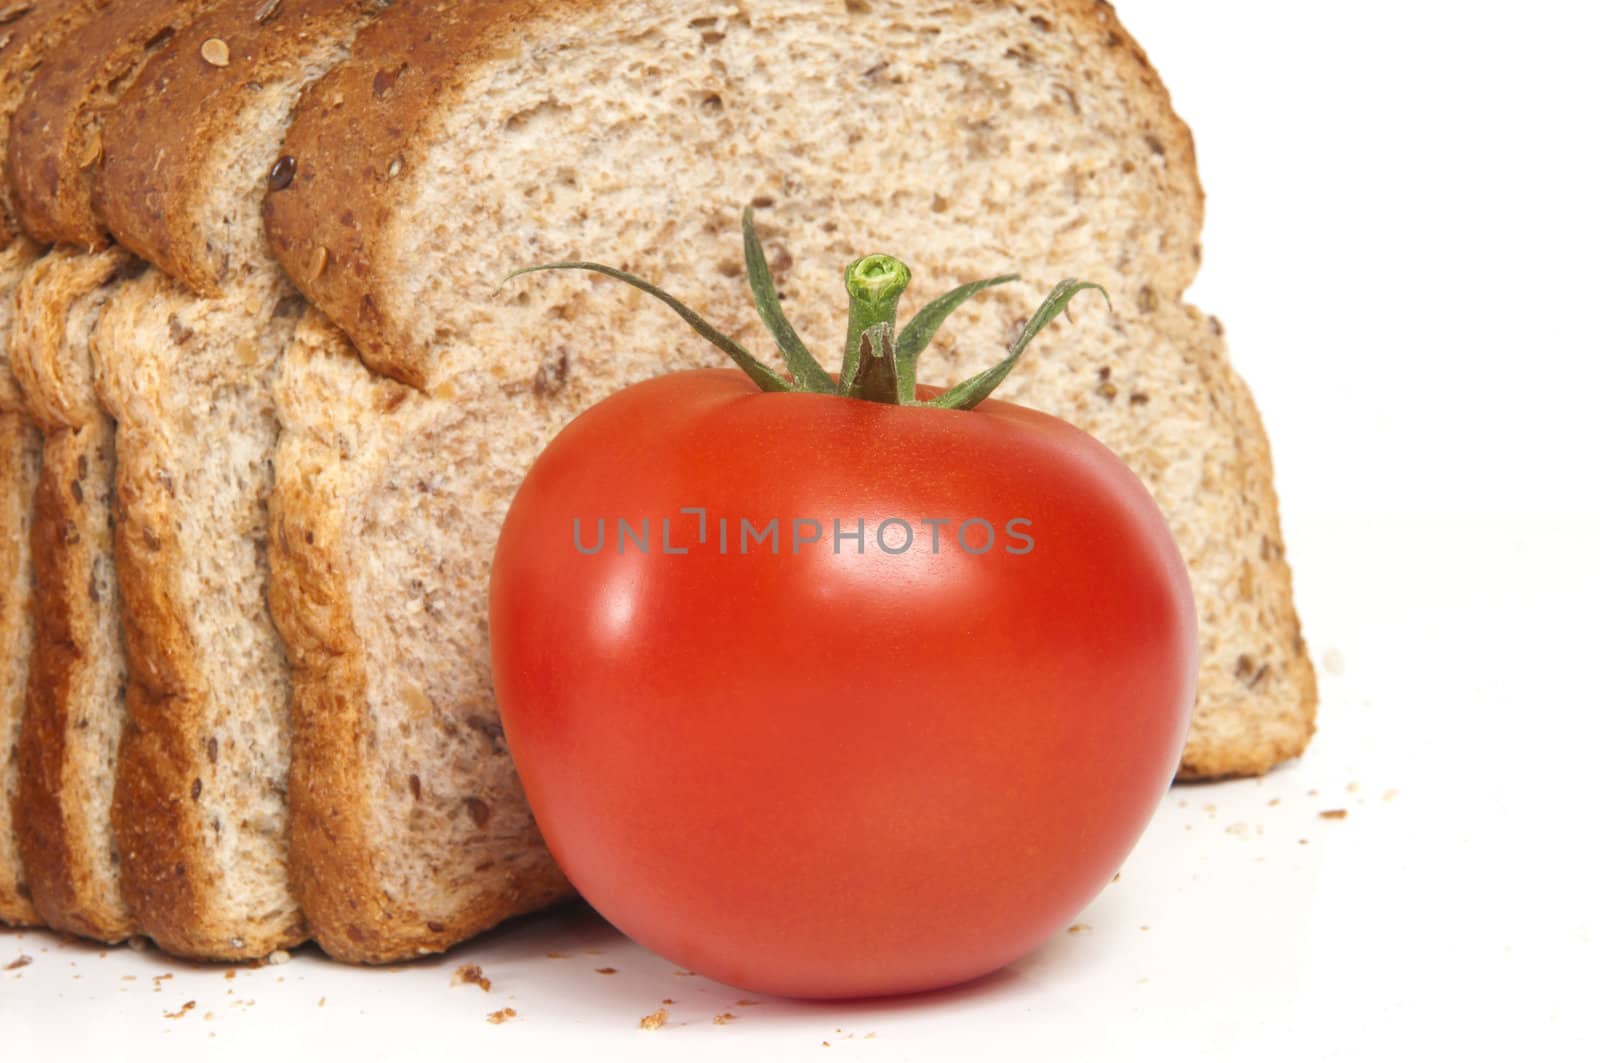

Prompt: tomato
[{"left": 490, "top": 365, "right": 1196, "bottom": 999}]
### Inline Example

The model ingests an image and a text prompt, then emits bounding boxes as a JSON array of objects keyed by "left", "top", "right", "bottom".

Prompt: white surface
[{"left": 7, "top": 2, "right": 1598, "bottom": 1058}]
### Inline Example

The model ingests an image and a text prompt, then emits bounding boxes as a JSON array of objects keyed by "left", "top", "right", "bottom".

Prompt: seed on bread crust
[{"left": 201, "top": 38, "right": 230, "bottom": 67}]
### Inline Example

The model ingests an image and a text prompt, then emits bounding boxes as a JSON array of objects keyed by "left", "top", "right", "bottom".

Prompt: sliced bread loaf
[
  {"left": 261, "top": 0, "right": 1310, "bottom": 959},
  {"left": 8, "top": 246, "right": 138, "bottom": 941},
  {"left": 87, "top": 0, "right": 394, "bottom": 960},
  {"left": 0, "top": 238, "right": 41, "bottom": 926}
]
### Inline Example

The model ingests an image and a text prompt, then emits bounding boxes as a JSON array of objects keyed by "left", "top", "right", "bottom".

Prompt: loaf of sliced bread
[
  {"left": 8, "top": 246, "right": 138, "bottom": 941},
  {"left": 0, "top": 238, "right": 42, "bottom": 926},
  {"left": 261, "top": 0, "right": 1312, "bottom": 960},
  {"left": 86, "top": 0, "right": 394, "bottom": 960}
]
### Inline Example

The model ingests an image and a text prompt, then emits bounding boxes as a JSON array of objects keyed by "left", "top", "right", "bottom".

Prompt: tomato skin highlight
[{"left": 490, "top": 367, "right": 1196, "bottom": 999}]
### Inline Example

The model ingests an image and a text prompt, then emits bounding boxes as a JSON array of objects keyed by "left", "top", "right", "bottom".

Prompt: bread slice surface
[
  {"left": 8, "top": 246, "right": 137, "bottom": 941},
  {"left": 265, "top": 0, "right": 1312, "bottom": 780},
  {"left": 271, "top": 310, "right": 574, "bottom": 963},
  {"left": 265, "top": 0, "right": 1204, "bottom": 391}
]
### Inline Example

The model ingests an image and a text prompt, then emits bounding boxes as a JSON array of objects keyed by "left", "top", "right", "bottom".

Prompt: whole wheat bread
[
  {"left": 8, "top": 245, "right": 137, "bottom": 941},
  {"left": 3, "top": 0, "right": 244, "bottom": 946},
  {"left": 86, "top": 0, "right": 394, "bottom": 960},
  {"left": 0, "top": 0, "right": 129, "bottom": 930},
  {"left": 261, "top": 0, "right": 1313, "bottom": 961}
]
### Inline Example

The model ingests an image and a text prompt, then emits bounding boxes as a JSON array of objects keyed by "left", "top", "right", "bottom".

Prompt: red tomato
[{"left": 490, "top": 367, "right": 1196, "bottom": 999}]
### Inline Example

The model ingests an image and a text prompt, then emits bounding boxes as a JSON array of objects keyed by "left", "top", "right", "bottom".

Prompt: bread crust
[
  {"left": 1169, "top": 308, "right": 1317, "bottom": 779},
  {"left": 0, "top": 238, "right": 42, "bottom": 926},
  {"left": 0, "top": 0, "right": 117, "bottom": 242},
  {"left": 7, "top": 0, "right": 216, "bottom": 249},
  {"left": 9, "top": 247, "right": 136, "bottom": 942},
  {"left": 97, "top": 0, "right": 390, "bottom": 295},
  {"left": 262, "top": 0, "right": 1201, "bottom": 392},
  {"left": 270, "top": 312, "right": 572, "bottom": 963},
  {"left": 0, "top": 409, "right": 41, "bottom": 925},
  {"left": 14, "top": 413, "right": 134, "bottom": 940}
]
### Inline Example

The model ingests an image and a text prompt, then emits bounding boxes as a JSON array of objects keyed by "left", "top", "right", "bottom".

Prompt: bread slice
[
  {"left": 0, "top": 238, "right": 43, "bottom": 926},
  {"left": 264, "top": 1, "right": 1308, "bottom": 892},
  {"left": 270, "top": 309, "right": 573, "bottom": 963},
  {"left": 8, "top": 246, "right": 138, "bottom": 941},
  {"left": 84, "top": 0, "right": 394, "bottom": 960}
]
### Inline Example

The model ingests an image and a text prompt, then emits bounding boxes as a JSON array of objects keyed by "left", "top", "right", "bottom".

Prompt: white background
[{"left": 6, "top": 2, "right": 1597, "bottom": 1059}]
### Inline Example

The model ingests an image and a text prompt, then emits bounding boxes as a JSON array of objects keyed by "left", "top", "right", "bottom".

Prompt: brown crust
[
  {"left": 0, "top": 409, "right": 40, "bottom": 925},
  {"left": 0, "top": 0, "right": 116, "bottom": 242},
  {"left": 263, "top": 0, "right": 1200, "bottom": 393},
  {"left": 7, "top": 0, "right": 216, "bottom": 249},
  {"left": 270, "top": 313, "right": 570, "bottom": 963},
  {"left": 15, "top": 414, "right": 134, "bottom": 940},
  {"left": 97, "top": 0, "right": 389, "bottom": 296}
]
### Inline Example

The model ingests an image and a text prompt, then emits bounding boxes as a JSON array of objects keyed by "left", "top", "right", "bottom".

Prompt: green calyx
[{"left": 506, "top": 206, "right": 1109, "bottom": 411}]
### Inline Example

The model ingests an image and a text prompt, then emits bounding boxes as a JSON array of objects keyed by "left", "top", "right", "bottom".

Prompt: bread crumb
[
  {"left": 1319, "top": 809, "right": 1348, "bottom": 820},
  {"left": 672, "top": 969, "right": 696, "bottom": 976},
  {"left": 1320, "top": 647, "right": 1345, "bottom": 675},
  {"left": 4, "top": 955, "right": 30, "bottom": 970},
  {"left": 1298, "top": 838, "right": 1310, "bottom": 845},
  {"left": 318, "top": 997, "right": 326, "bottom": 1007},
  {"left": 452, "top": 963, "right": 491, "bottom": 992},
  {"left": 639, "top": 1008, "right": 668, "bottom": 1030},
  {"left": 164, "top": 1001, "right": 196, "bottom": 1020},
  {"left": 224, "top": 970, "right": 236, "bottom": 980},
  {"left": 153, "top": 973, "right": 173, "bottom": 984},
  {"left": 545, "top": 951, "right": 567, "bottom": 959},
  {"left": 1067, "top": 923, "right": 1091, "bottom": 934},
  {"left": 1345, "top": 782, "right": 1360, "bottom": 794},
  {"left": 267, "top": 949, "right": 291, "bottom": 965},
  {"left": 487, "top": 1008, "right": 517, "bottom": 1025},
  {"left": 1225, "top": 821, "right": 1250, "bottom": 836},
  {"left": 1267, "top": 798, "right": 1281, "bottom": 807},
  {"left": 595, "top": 966, "right": 618, "bottom": 975},
  {"left": 1140, "top": 925, "right": 1150, "bottom": 931},
  {"left": 713, "top": 1012, "right": 737, "bottom": 1025},
  {"left": 735, "top": 999, "right": 760, "bottom": 1006},
  {"left": 1383, "top": 788, "right": 1399, "bottom": 801}
]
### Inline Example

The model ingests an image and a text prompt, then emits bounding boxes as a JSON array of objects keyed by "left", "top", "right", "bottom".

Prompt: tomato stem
[
  {"left": 840, "top": 255, "right": 910, "bottom": 404},
  {"left": 505, "top": 206, "right": 1109, "bottom": 410}
]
